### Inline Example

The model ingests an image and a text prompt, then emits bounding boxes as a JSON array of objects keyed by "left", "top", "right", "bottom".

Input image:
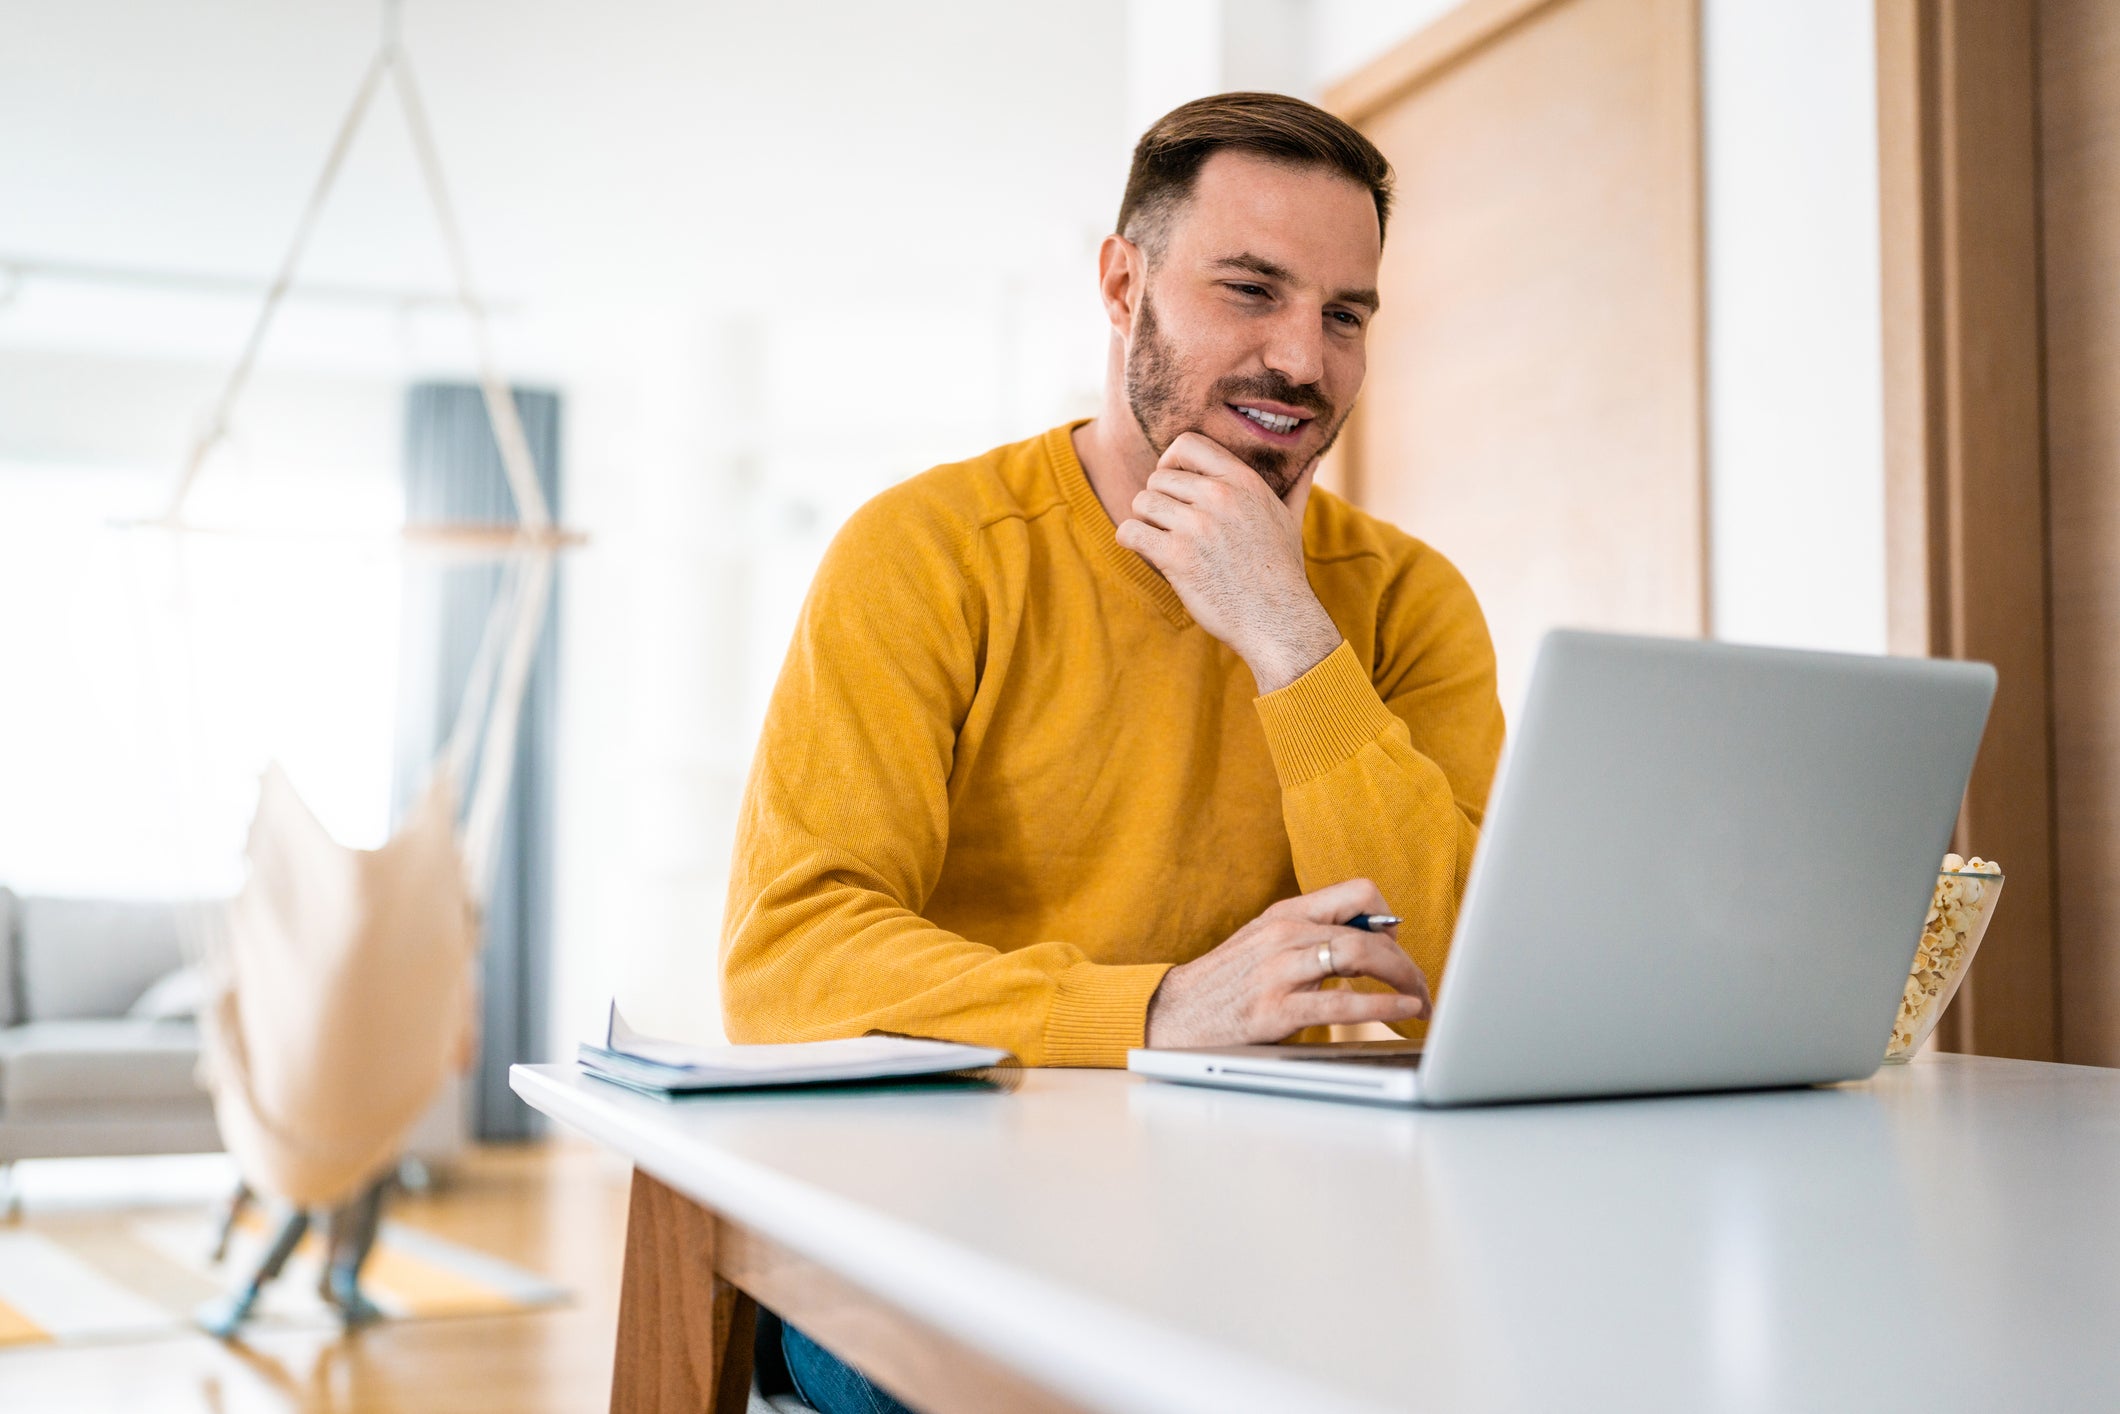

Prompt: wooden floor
[{"left": 0, "top": 1142, "right": 633, "bottom": 1414}]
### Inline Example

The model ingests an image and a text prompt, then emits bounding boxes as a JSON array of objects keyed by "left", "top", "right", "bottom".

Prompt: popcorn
[{"left": 1886, "top": 855, "right": 2003, "bottom": 1060}]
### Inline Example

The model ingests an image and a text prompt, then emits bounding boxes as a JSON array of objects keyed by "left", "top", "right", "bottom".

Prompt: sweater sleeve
[
  {"left": 1251, "top": 545, "right": 1505, "bottom": 1040},
  {"left": 720, "top": 489, "right": 1171, "bottom": 1068}
]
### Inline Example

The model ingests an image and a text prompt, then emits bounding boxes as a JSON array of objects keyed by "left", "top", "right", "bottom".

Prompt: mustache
[{"left": 1210, "top": 373, "right": 1333, "bottom": 420}]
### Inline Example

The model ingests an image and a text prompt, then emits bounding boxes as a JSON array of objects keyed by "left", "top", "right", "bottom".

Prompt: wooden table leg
[{"left": 611, "top": 1169, "right": 757, "bottom": 1414}]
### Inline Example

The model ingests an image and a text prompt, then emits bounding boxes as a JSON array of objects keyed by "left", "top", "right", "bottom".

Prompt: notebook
[{"left": 577, "top": 1002, "right": 1013, "bottom": 1095}]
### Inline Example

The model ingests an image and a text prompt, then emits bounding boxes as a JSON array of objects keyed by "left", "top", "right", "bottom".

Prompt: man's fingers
[
  {"left": 1145, "top": 467, "right": 1216, "bottom": 504},
  {"left": 1270, "top": 877, "right": 1393, "bottom": 927},
  {"left": 1130, "top": 487, "right": 1197, "bottom": 531},
  {"left": 1275, "top": 987, "right": 1427, "bottom": 1034},
  {"left": 1270, "top": 927, "right": 1426, "bottom": 1005},
  {"left": 1318, "top": 930, "right": 1429, "bottom": 1004},
  {"left": 1114, "top": 517, "right": 1172, "bottom": 567},
  {"left": 1157, "top": 431, "right": 1253, "bottom": 483}
]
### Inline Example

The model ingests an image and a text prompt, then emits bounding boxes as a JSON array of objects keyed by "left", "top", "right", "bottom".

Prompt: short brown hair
[{"left": 1116, "top": 91, "right": 1394, "bottom": 256}]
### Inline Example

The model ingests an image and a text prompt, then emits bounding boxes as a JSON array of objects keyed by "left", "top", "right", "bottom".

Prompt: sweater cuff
[
  {"left": 1044, "top": 961, "right": 1173, "bottom": 1068},
  {"left": 1253, "top": 640, "right": 1402, "bottom": 787}
]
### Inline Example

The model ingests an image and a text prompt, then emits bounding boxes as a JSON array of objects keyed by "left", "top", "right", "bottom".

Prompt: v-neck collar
[{"left": 1045, "top": 421, "right": 1194, "bottom": 630}]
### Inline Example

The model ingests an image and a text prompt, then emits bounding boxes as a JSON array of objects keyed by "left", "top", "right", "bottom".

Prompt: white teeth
[{"left": 1237, "top": 406, "right": 1300, "bottom": 434}]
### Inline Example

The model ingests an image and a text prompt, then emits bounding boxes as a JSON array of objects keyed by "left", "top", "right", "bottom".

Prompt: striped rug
[{"left": 0, "top": 1209, "right": 567, "bottom": 1347}]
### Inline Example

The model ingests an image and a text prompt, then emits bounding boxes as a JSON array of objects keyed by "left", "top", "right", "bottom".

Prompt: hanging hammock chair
[{"left": 154, "top": 11, "right": 577, "bottom": 1208}]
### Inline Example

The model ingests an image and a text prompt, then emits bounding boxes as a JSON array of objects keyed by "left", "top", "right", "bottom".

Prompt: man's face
[{"left": 1124, "top": 150, "right": 1382, "bottom": 496}]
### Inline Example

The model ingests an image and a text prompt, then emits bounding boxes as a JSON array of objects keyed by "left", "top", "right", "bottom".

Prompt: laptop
[{"left": 1128, "top": 630, "right": 1996, "bottom": 1107}]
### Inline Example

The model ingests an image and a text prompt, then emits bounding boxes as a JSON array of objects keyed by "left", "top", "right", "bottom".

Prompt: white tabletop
[{"left": 512, "top": 1055, "right": 2120, "bottom": 1414}]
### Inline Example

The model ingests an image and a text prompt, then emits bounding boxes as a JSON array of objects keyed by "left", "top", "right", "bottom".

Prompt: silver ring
[{"left": 1318, "top": 939, "right": 1338, "bottom": 980}]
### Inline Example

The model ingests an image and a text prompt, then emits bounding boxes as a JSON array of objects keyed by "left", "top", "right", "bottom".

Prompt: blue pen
[{"left": 1347, "top": 913, "right": 1400, "bottom": 932}]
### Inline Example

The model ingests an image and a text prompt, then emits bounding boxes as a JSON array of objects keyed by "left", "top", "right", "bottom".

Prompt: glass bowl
[{"left": 1884, "top": 861, "right": 2004, "bottom": 1062}]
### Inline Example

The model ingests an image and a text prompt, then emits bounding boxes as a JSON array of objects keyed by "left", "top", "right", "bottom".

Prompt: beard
[{"left": 1124, "top": 287, "right": 1349, "bottom": 497}]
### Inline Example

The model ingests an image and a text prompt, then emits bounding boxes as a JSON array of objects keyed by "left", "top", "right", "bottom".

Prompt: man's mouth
[{"left": 1228, "top": 402, "right": 1312, "bottom": 441}]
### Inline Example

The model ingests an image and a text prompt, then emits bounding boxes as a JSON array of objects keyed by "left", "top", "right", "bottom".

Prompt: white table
[{"left": 512, "top": 1054, "right": 2120, "bottom": 1414}]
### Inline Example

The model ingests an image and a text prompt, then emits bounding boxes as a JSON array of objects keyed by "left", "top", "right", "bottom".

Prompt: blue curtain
[{"left": 395, "top": 384, "right": 561, "bottom": 1141}]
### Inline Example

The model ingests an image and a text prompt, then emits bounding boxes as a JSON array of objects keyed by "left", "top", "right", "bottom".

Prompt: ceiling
[{"left": 0, "top": 0, "right": 1133, "bottom": 372}]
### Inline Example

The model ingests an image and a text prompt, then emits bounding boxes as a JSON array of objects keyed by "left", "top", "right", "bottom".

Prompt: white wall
[
  {"left": 1126, "top": 0, "right": 1323, "bottom": 135},
  {"left": 1308, "top": 0, "right": 1468, "bottom": 92},
  {"left": 1702, "top": 0, "right": 1887, "bottom": 654},
  {"left": 1123, "top": 0, "right": 1462, "bottom": 126}
]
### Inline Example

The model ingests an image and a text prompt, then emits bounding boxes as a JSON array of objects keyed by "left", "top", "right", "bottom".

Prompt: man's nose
[{"left": 1261, "top": 306, "right": 1327, "bottom": 389}]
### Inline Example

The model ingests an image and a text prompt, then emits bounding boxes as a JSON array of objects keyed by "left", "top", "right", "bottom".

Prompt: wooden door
[
  {"left": 2040, "top": 0, "right": 2120, "bottom": 1068},
  {"left": 1877, "top": 0, "right": 2120, "bottom": 1064},
  {"left": 1325, "top": 0, "right": 1706, "bottom": 715}
]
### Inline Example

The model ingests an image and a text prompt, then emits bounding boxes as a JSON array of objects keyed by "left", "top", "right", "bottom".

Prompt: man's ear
[{"left": 1097, "top": 234, "right": 1144, "bottom": 339}]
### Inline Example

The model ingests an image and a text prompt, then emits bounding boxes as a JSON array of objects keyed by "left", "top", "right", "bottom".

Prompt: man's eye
[
  {"left": 1329, "top": 310, "right": 1364, "bottom": 329},
  {"left": 1227, "top": 283, "right": 1269, "bottom": 298}
]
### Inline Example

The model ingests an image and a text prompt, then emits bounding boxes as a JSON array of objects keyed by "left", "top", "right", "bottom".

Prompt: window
[{"left": 0, "top": 459, "right": 403, "bottom": 898}]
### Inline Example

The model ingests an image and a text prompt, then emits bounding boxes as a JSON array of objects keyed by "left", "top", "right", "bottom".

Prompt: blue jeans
[{"left": 781, "top": 1318, "right": 917, "bottom": 1414}]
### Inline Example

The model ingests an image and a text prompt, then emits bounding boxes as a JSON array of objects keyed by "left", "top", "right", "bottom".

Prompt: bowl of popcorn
[{"left": 1884, "top": 854, "right": 2004, "bottom": 1062}]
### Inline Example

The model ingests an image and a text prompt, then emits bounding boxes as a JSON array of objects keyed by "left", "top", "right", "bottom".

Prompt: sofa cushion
[
  {"left": 17, "top": 896, "right": 199, "bottom": 1020},
  {"left": 128, "top": 965, "right": 207, "bottom": 1021},
  {"left": 0, "top": 1019, "right": 207, "bottom": 1110},
  {"left": 0, "top": 886, "right": 18, "bottom": 1027}
]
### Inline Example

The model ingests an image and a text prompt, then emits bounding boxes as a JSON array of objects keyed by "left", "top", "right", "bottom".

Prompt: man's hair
[{"left": 1116, "top": 91, "right": 1395, "bottom": 257}]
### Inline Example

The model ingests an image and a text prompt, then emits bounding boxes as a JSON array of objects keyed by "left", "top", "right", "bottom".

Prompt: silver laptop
[{"left": 1129, "top": 630, "right": 1996, "bottom": 1107}]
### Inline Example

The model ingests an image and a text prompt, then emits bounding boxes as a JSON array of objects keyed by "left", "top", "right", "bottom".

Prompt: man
[{"left": 725, "top": 92, "right": 1504, "bottom": 1409}]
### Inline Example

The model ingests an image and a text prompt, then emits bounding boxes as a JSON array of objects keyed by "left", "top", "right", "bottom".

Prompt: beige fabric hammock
[
  {"left": 172, "top": 14, "right": 567, "bottom": 1207},
  {"left": 205, "top": 545, "right": 551, "bottom": 1206},
  {"left": 209, "top": 765, "right": 471, "bottom": 1206}
]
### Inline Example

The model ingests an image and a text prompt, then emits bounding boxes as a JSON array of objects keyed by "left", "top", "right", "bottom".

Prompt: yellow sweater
[{"left": 722, "top": 422, "right": 1504, "bottom": 1067}]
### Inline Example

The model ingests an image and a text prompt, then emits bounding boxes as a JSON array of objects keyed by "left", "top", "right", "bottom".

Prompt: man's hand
[
  {"left": 1114, "top": 431, "right": 1344, "bottom": 694},
  {"left": 1144, "top": 878, "right": 1432, "bottom": 1049}
]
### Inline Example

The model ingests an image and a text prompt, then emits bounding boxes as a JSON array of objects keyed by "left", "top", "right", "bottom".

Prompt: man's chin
[
  {"left": 1229, "top": 442, "right": 1296, "bottom": 496},
  {"left": 1151, "top": 418, "right": 1306, "bottom": 497}
]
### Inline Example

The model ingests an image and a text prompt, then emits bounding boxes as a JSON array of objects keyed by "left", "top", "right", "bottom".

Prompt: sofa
[{"left": 0, "top": 886, "right": 463, "bottom": 1205}]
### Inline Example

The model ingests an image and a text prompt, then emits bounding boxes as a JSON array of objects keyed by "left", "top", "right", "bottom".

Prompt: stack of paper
[{"left": 578, "top": 1003, "right": 1012, "bottom": 1095}]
